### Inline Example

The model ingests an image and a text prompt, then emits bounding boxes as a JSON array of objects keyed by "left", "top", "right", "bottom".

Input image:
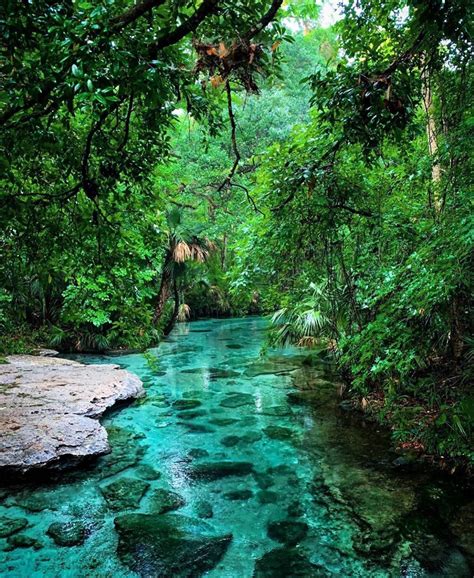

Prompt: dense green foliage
[{"left": 1, "top": 1, "right": 472, "bottom": 464}]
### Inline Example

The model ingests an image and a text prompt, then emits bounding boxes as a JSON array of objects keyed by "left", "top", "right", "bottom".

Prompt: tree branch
[
  {"left": 149, "top": 0, "right": 220, "bottom": 58},
  {"left": 244, "top": 0, "right": 284, "bottom": 40},
  {"left": 218, "top": 80, "right": 241, "bottom": 191},
  {"left": 110, "top": 0, "right": 167, "bottom": 32}
]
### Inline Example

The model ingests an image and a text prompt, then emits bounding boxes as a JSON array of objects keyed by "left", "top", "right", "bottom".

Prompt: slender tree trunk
[
  {"left": 421, "top": 63, "right": 442, "bottom": 213},
  {"left": 163, "top": 280, "right": 180, "bottom": 336},
  {"left": 153, "top": 252, "right": 173, "bottom": 325}
]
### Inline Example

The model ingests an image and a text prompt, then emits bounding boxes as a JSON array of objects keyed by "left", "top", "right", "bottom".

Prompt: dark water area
[{"left": 1, "top": 317, "right": 473, "bottom": 577}]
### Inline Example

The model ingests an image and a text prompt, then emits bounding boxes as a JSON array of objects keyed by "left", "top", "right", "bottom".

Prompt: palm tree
[
  {"left": 270, "top": 281, "right": 346, "bottom": 349},
  {"left": 153, "top": 207, "right": 214, "bottom": 333}
]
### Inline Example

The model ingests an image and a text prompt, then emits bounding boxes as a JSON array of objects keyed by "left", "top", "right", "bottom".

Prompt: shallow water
[{"left": 1, "top": 317, "right": 473, "bottom": 577}]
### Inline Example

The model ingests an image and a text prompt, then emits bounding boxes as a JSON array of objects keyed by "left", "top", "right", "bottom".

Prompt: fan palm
[
  {"left": 153, "top": 207, "right": 214, "bottom": 333},
  {"left": 270, "top": 281, "right": 345, "bottom": 348}
]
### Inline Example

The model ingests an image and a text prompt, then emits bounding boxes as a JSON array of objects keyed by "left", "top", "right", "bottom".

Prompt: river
[{"left": 0, "top": 317, "right": 472, "bottom": 577}]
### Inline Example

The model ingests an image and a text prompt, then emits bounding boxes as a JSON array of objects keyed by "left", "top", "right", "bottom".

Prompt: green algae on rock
[
  {"left": 223, "top": 489, "right": 253, "bottom": 501},
  {"left": 100, "top": 478, "right": 150, "bottom": 511},
  {"left": 189, "top": 461, "right": 255, "bottom": 480},
  {"left": 253, "top": 547, "right": 325, "bottom": 578},
  {"left": 114, "top": 513, "right": 232, "bottom": 576},
  {"left": 149, "top": 489, "right": 185, "bottom": 514},
  {"left": 47, "top": 521, "right": 88, "bottom": 547},
  {"left": 0, "top": 516, "right": 28, "bottom": 538},
  {"left": 267, "top": 520, "right": 308, "bottom": 545},
  {"left": 6, "top": 533, "right": 43, "bottom": 551}
]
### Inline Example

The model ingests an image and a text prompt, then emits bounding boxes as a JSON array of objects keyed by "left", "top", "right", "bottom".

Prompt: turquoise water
[{"left": 0, "top": 317, "right": 473, "bottom": 577}]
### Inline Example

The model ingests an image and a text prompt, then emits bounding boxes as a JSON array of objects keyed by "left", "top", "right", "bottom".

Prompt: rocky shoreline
[{"left": 0, "top": 355, "right": 144, "bottom": 476}]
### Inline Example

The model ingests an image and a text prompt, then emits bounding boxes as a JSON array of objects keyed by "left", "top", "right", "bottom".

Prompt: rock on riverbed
[{"left": 0, "top": 355, "right": 144, "bottom": 474}]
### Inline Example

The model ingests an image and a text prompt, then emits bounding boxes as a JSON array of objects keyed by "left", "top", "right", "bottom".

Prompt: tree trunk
[
  {"left": 163, "top": 280, "right": 180, "bottom": 336},
  {"left": 153, "top": 252, "right": 173, "bottom": 325},
  {"left": 421, "top": 63, "right": 442, "bottom": 213}
]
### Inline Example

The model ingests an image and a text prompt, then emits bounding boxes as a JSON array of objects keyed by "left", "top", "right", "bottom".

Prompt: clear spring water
[{"left": 0, "top": 317, "right": 472, "bottom": 577}]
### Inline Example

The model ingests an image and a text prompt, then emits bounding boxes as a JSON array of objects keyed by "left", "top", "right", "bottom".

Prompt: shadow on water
[{"left": 0, "top": 317, "right": 472, "bottom": 577}]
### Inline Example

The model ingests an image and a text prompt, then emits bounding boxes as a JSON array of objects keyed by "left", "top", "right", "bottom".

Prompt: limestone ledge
[{"left": 0, "top": 355, "right": 144, "bottom": 474}]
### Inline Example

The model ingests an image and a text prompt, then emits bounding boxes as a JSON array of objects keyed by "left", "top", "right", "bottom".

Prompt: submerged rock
[
  {"left": 97, "top": 426, "right": 146, "bottom": 478},
  {"left": 179, "top": 422, "right": 215, "bottom": 434},
  {"left": 220, "top": 435, "right": 241, "bottom": 447},
  {"left": 263, "top": 426, "right": 296, "bottom": 442},
  {"left": 114, "top": 513, "right": 232, "bottom": 577},
  {"left": 5, "top": 533, "right": 43, "bottom": 551},
  {"left": 149, "top": 489, "right": 185, "bottom": 514},
  {"left": 287, "top": 391, "right": 324, "bottom": 406},
  {"left": 177, "top": 409, "right": 207, "bottom": 420},
  {"left": 100, "top": 478, "right": 150, "bottom": 511},
  {"left": 253, "top": 547, "right": 325, "bottom": 577},
  {"left": 180, "top": 367, "right": 239, "bottom": 379},
  {"left": 196, "top": 501, "right": 214, "bottom": 519},
  {"left": 267, "top": 520, "right": 308, "bottom": 545},
  {"left": 224, "top": 489, "right": 253, "bottom": 501},
  {"left": 241, "top": 431, "right": 263, "bottom": 444},
  {"left": 208, "top": 368, "right": 240, "bottom": 380},
  {"left": 243, "top": 359, "right": 300, "bottom": 378},
  {"left": 189, "top": 461, "right": 254, "bottom": 481},
  {"left": 0, "top": 355, "right": 144, "bottom": 474},
  {"left": 14, "top": 490, "right": 59, "bottom": 512},
  {"left": 220, "top": 393, "right": 254, "bottom": 408},
  {"left": 173, "top": 399, "right": 202, "bottom": 410},
  {"left": 0, "top": 516, "right": 28, "bottom": 538},
  {"left": 187, "top": 448, "right": 209, "bottom": 460},
  {"left": 209, "top": 418, "right": 240, "bottom": 427},
  {"left": 260, "top": 405, "right": 293, "bottom": 417},
  {"left": 47, "top": 521, "right": 87, "bottom": 547},
  {"left": 253, "top": 471, "right": 275, "bottom": 489},
  {"left": 257, "top": 491, "right": 279, "bottom": 504},
  {"left": 136, "top": 464, "right": 161, "bottom": 481}
]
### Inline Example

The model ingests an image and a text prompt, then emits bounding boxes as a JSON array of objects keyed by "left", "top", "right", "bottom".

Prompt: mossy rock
[
  {"left": 100, "top": 478, "right": 150, "bottom": 511},
  {"left": 97, "top": 427, "right": 146, "bottom": 478},
  {"left": 260, "top": 405, "right": 293, "bottom": 417},
  {"left": 136, "top": 464, "right": 161, "bottom": 481},
  {"left": 224, "top": 489, "right": 253, "bottom": 501},
  {"left": 114, "top": 513, "right": 232, "bottom": 577},
  {"left": 209, "top": 418, "right": 240, "bottom": 427},
  {"left": 6, "top": 533, "right": 43, "bottom": 551},
  {"left": 47, "top": 521, "right": 87, "bottom": 547},
  {"left": 220, "top": 393, "right": 254, "bottom": 408},
  {"left": 267, "top": 520, "right": 308, "bottom": 545},
  {"left": 149, "top": 489, "right": 185, "bottom": 514},
  {"left": 196, "top": 501, "right": 214, "bottom": 519},
  {"left": 253, "top": 547, "right": 327, "bottom": 577},
  {"left": 177, "top": 409, "right": 207, "bottom": 420},
  {"left": 173, "top": 399, "right": 202, "bottom": 410},
  {"left": 14, "top": 491, "right": 58, "bottom": 513},
  {"left": 220, "top": 435, "right": 241, "bottom": 447},
  {"left": 253, "top": 471, "right": 275, "bottom": 489},
  {"left": 0, "top": 516, "right": 28, "bottom": 538},
  {"left": 189, "top": 461, "right": 254, "bottom": 481},
  {"left": 187, "top": 448, "right": 209, "bottom": 460},
  {"left": 241, "top": 431, "right": 263, "bottom": 444},
  {"left": 263, "top": 426, "right": 296, "bottom": 442},
  {"left": 178, "top": 422, "right": 215, "bottom": 434},
  {"left": 257, "top": 491, "right": 279, "bottom": 505}
]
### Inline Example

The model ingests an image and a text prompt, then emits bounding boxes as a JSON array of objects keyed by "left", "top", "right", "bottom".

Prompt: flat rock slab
[{"left": 0, "top": 355, "right": 144, "bottom": 474}]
